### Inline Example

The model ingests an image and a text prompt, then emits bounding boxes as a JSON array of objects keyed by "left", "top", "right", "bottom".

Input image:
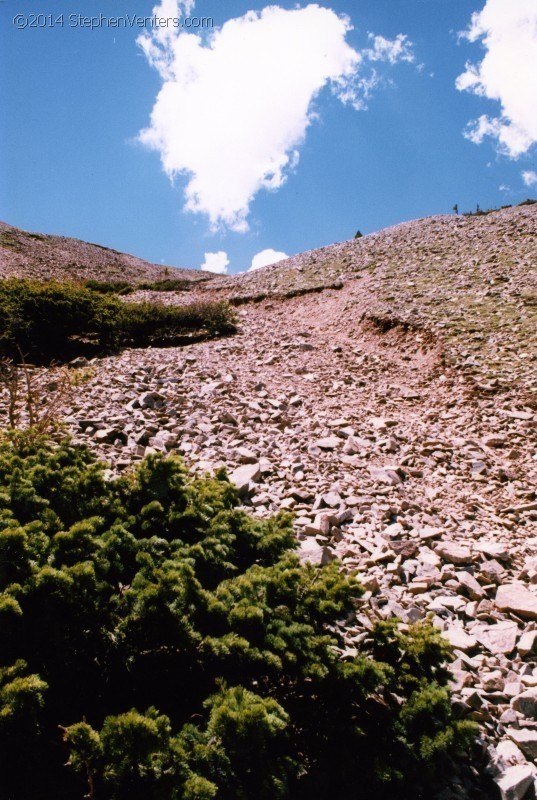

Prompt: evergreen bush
[
  {"left": 0, "top": 280, "right": 235, "bottom": 362},
  {"left": 0, "top": 438, "right": 476, "bottom": 799}
]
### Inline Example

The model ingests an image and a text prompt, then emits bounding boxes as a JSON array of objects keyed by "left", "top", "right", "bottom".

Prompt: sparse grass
[
  {"left": 0, "top": 355, "right": 73, "bottom": 442},
  {"left": 520, "top": 290, "right": 537, "bottom": 307},
  {"left": 0, "top": 231, "right": 24, "bottom": 253},
  {"left": 226, "top": 208, "right": 536, "bottom": 392}
]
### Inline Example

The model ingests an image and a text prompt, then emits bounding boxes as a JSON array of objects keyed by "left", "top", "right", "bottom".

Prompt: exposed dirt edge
[
  {"left": 361, "top": 312, "right": 439, "bottom": 346},
  {"left": 228, "top": 281, "right": 344, "bottom": 306}
]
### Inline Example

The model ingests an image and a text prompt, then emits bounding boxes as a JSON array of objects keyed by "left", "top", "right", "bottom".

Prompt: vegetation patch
[
  {"left": 0, "top": 279, "right": 235, "bottom": 362},
  {"left": 83, "top": 280, "right": 135, "bottom": 295},
  {"left": 0, "top": 438, "right": 476, "bottom": 800},
  {"left": 84, "top": 277, "right": 211, "bottom": 295},
  {"left": 0, "top": 231, "right": 24, "bottom": 253},
  {"left": 460, "top": 198, "right": 535, "bottom": 215}
]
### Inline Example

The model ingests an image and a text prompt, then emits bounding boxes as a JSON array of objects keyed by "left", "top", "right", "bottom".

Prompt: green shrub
[
  {"left": 84, "top": 280, "right": 135, "bottom": 295},
  {"left": 0, "top": 438, "right": 476, "bottom": 799},
  {"left": 116, "top": 300, "right": 235, "bottom": 348},
  {"left": 0, "top": 279, "right": 120, "bottom": 358},
  {"left": 0, "top": 280, "right": 235, "bottom": 362}
]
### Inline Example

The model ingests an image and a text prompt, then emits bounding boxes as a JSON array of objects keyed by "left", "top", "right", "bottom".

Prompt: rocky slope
[
  {"left": 0, "top": 221, "right": 209, "bottom": 284},
  {"left": 135, "top": 203, "right": 537, "bottom": 397},
  {"left": 1, "top": 204, "right": 537, "bottom": 798}
]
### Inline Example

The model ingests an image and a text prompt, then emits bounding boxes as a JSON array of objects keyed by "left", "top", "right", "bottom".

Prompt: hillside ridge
[
  {"left": 133, "top": 203, "right": 537, "bottom": 394},
  {"left": 1, "top": 204, "right": 536, "bottom": 797},
  {"left": 0, "top": 220, "right": 210, "bottom": 284}
]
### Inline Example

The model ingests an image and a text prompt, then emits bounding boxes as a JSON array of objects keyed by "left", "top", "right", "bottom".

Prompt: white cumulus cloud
[
  {"left": 364, "top": 33, "right": 414, "bottom": 64},
  {"left": 201, "top": 251, "right": 229, "bottom": 274},
  {"left": 138, "top": 2, "right": 414, "bottom": 231},
  {"left": 522, "top": 170, "right": 537, "bottom": 187},
  {"left": 456, "top": 0, "right": 537, "bottom": 157},
  {"left": 249, "top": 248, "right": 289, "bottom": 271}
]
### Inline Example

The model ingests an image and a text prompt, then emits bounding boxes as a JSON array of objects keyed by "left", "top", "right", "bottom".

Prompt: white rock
[
  {"left": 321, "top": 492, "right": 341, "bottom": 508},
  {"left": 480, "top": 559, "right": 506, "bottom": 584},
  {"left": 418, "top": 526, "right": 443, "bottom": 541},
  {"left": 382, "top": 522, "right": 404, "bottom": 540},
  {"left": 303, "top": 514, "right": 330, "bottom": 537},
  {"left": 500, "top": 709, "right": 520, "bottom": 727},
  {"left": 496, "top": 585, "right": 537, "bottom": 621},
  {"left": 368, "top": 466, "right": 403, "bottom": 486},
  {"left": 512, "top": 689, "right": 537, "bottom": 718},
  {"left": 315, "top": 436, "right": 341, "bottom": 450},
  {"left": 229, "top": 463, "right": 261, "bottom": 495},
  {"left": 518, "top": 630, "right": 537, "bottom": 657},
  {"left": 297, "top": 538, "right": 333, "bottom": 566},
  {"left": 496, "top": 738, "right": 527, "bottom": 767},
  {"left": 473, "top": 620, "right": 519, "bottom": 654},
  {"left": 435, "top": 542, "right": 473, "bottom": 565},
  {"left": 475, "top": 541, "right": 510, "bottom": 561},
  {"left": 484, "top": 435, "right": 507, "bottom": 448},
  {"left": 456, "top": 570, "right": 485, "bottom": 599},
  {"left": 506, "top": 728, "right": 537, "bottom": 761},
  {"left": 482, "top": 670, "right": 505, "bottom": 691},
  {"left": 443, "top": 626, "right": 477, "bottom": 651},
  {"left": 138, "top": 391, "right": 166, "bottom": 409},
  {"left": 427, "top": 595, "right": 466, "bottom": 613},
  {"left": 237, "top": 447, "right": 257, "bottom": 463},
  {"left": 343, "top": 436, "right": 365, "bottom": 455},
  {"left": 495, "top": 764, "right": 534, "bottom": 800},
  {"left": 504, "top": 680, "right": 524, "bottom": 698}
]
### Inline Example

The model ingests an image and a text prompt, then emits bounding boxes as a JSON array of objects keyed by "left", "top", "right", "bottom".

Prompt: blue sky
[{"left": 1, "top": 0, "right": 536, "bottom": 273}]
